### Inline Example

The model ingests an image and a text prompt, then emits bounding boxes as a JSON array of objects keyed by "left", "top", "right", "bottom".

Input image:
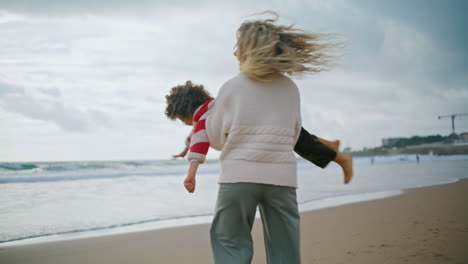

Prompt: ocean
[{"left": 1, "top": 154, "right": 467, "bottom": 246}]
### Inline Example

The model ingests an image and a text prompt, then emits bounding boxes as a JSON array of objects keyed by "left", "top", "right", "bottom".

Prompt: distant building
[
  {"left": 343, "top": 147, "right": 352, "bottom": 153},
  {"left": 460, "top": 132, "right": 468, "bottom": 142},
  {"left": 382, "top": 137, "right": 405, "bottom": 147}
]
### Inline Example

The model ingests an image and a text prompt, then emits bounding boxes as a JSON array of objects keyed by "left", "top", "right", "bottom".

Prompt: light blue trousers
[{"left": 210, "top": 183, "right": 301, "bottom": 264}]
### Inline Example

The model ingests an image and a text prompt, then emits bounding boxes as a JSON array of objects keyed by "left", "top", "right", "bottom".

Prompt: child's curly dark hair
[{"left": 165, "top": 81, "right": 212, "bottom": 120}]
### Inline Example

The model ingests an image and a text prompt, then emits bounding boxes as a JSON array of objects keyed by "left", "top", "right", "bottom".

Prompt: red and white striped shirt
[{"left": 185, "top": 98, "right": 215, "bottom": 163}]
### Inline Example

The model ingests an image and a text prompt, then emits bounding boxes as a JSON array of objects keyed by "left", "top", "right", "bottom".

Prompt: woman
[{"left": 205, "top": 14, "right": 340, "bottom": 264}]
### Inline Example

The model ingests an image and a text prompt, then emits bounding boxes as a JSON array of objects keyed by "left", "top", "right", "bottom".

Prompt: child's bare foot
[
  {"left": 330, "top": 140, "right": 340, "bottom": 152},
  {"left": 318, "top": 138, "right": 340, "bottom": 152},
  {"left": 335, "top": 153, "right": 353, "bottom": 184}
]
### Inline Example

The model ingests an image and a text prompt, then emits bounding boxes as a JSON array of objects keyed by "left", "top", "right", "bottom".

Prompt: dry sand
[{"left": 1, "top": 179, "right": 467, "bottom": 264}]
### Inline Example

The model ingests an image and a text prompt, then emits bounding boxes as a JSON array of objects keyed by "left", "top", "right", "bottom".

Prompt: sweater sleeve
[
  {"left": 187, "top": 116, "right": 210, "bottom": 163},
  {"left": 186, "top": 99, "right": 215, "bottom": 163},
  {"left": 293, "top": 83, "right": 302, "bottom": 144},
  {"left": 205, "top": 85, "right": 231, "bottom": 151}
]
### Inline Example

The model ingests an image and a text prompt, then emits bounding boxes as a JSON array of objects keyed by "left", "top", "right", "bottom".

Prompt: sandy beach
[{"left": 1, "top": 179, "right": 467, "bottom": 264}]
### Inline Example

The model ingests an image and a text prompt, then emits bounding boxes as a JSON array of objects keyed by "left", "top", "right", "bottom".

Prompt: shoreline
[
  {"left": 0, "top": 176, "right": 464, "bottom": 247},
  {"left": 0, "top": 184, "right": 446, "bottom": 247},
  {"left": 1, "top": 178, "right": 467, "bottom": 263}
]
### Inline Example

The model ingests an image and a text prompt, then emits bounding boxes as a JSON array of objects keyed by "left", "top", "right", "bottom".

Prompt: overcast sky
[{"left": 1, "top": 0, "right": 467, "bottom": 161}]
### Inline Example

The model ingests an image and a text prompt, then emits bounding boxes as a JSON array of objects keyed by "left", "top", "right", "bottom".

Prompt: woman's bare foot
[{"left": 334, "top": 153, "right": 353, "bottom": 184}]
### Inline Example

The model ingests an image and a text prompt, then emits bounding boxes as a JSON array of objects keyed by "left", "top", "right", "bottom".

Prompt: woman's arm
[{"left": 205, "top": 86, "right": 231, "bottom": 151}]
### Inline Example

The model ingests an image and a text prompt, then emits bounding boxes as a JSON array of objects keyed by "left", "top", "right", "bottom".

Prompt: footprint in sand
[{"left": 433, "top": 252, "right": 453, "bottom": 262}]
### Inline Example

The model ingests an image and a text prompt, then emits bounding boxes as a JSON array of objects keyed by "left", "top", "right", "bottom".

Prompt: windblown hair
[
  {"left": 235, "top": 12, "right": 343, "bottom": 81},
  {"left": 165, "top": 81, "right": 212, "bottom": 120}
]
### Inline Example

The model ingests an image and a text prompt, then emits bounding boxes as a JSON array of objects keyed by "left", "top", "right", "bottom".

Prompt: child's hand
[
  {"left": 184, "top": 174, "right": 196, "bottom": 193},
  {"left": 172, "top": 153, "right": 185, "bottom": 159},
  {"left": 184, "top": 160, "right": 200, "bottom": 193},
  {"left": 172, "top": 147, "right": 189, "bottom": 160}
]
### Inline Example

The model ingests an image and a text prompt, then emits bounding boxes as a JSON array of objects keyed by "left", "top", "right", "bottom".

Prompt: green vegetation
[
  {"left": 381, "top": 135, "right": 451, "bottom": 149},
  {"left": 348, "top": 134, "right": 467, "bottom": 156}
]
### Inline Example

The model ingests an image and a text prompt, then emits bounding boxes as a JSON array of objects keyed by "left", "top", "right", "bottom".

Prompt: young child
[{"left": 165, "top": 81, "right": 353, "bottom": 193}]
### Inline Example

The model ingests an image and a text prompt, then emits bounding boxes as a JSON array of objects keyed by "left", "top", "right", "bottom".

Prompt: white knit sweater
[{"left": 206, "top": 73, "right": 302, "bottom": 188}]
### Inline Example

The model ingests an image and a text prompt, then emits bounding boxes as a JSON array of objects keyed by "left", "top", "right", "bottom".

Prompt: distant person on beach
[
  {"left": 165, "top": 12, "right": 347, "bottom": 263},
  {"left": 165, "top": 81, "right": 353, "bottom": 187}
]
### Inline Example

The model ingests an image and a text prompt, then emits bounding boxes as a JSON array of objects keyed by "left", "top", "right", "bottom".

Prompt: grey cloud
[
  {"left": 0, "top": 81, "right": 111, "bottom": 131},
  {"left": 356, "top": 1, "right": 466, "bottom": 89},
  {"left": 38, "top": 87, "right": 61, "bottom": 97},
  {"left": 1, "top": 1, "right": 466, "bottom": 156},
  {"left": 355, "top": 0, "right": 468, "bottom": 51},
  {"left": 290, "top": 1, "right": 467, "bottom": 95},
  {"left": 0, "top": 0, "right": 204, "bottom": 15},
  {"left": 0, "top": 80, "right": 24, "bottom": 95}
]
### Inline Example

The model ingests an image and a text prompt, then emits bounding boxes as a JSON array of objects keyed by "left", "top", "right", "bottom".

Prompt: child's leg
[
  {"left": 294, "top": 127, "right": 336, "bottom": 169},
  {"left": 294, "top": 127, "right": 353, "bottom": 184}
]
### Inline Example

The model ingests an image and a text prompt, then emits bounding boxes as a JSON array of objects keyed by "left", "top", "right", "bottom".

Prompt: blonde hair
[{"left": 235, "top": 12, "right": 343, "bottom": 81}]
